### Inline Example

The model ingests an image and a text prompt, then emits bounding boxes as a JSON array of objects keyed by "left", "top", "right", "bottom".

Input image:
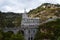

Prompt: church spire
[
  {"left": 24, "top": 8, "right": 27, "bottom": 13},
  {"left": 22, "top": 8, "right": 28, "bottom": 18}
]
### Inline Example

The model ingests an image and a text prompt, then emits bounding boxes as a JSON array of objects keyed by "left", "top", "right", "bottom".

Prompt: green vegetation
[
  {"left": 34, "top": 19, "right": 60, "bottom": 40},
  {"left": 0, "top": 11, "right": 23, "bottom": 40},
  {"left": 0, "top": 11, "right": 22, "bottom": 28},
  {"left": 0, "top": 30, "right": 24, "bottom": 40}
]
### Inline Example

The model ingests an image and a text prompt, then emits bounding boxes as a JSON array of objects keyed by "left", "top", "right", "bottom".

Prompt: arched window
[
  {"left": 28, "top": 37, "right": 30, "bottom": 40},
  {"left": 28, "top": 37, "right": 33, "bottom": 40},
  {"left": 31, "top": 37, "right": 33, "bottom": 40}
]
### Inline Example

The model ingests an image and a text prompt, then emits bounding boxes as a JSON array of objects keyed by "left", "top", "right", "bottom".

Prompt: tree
[
  {"left": 10, "top": 32, "right": 24, "bottom": 40},
  {"left": 3, "top": 31, "right": 14, "bottom": 40},
  {"left": 57, "top": 37, "right": 60, "bottom": 40},
  {"left": 0, "top": 30, "right": 3, "bottom": 40}
]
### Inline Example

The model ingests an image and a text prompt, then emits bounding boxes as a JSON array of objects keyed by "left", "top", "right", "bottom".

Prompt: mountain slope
[
  {"left": 34, "top": 18, "right": 60, "bottom": 40},
  {"left": 28, "top": 3, "right": 60, "bottom": 21},
  {"left": 0, "top": 12, "right": 22, "bottom": 28}
]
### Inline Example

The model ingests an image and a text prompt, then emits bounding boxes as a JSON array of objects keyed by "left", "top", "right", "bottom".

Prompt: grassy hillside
[{"left": 28, "top": 3, "right": 60, "bottom": 21}]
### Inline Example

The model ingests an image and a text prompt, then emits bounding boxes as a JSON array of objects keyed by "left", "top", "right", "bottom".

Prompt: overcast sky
[{"left": 0, "top": 0, "right": 60, "bottom": 13}]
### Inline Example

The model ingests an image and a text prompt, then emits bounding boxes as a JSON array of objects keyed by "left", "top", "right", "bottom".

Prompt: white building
[{"left": 21, "top": 12, "right": 40, "bottom": 40}]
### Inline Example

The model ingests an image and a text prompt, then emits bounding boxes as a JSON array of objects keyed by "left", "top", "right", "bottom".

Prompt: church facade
[{"left": 21, "top": 13, "right": 40, "bottom": 40}]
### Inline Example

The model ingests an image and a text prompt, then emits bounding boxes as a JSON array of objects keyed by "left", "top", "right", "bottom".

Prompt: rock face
[{"left": 21, "top": 13, "right": 40, "bottom": 40}]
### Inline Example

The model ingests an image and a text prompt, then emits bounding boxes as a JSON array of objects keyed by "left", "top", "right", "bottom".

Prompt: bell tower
[{"left": 22, "top": 9, "right": 28, "bottom": 18}]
